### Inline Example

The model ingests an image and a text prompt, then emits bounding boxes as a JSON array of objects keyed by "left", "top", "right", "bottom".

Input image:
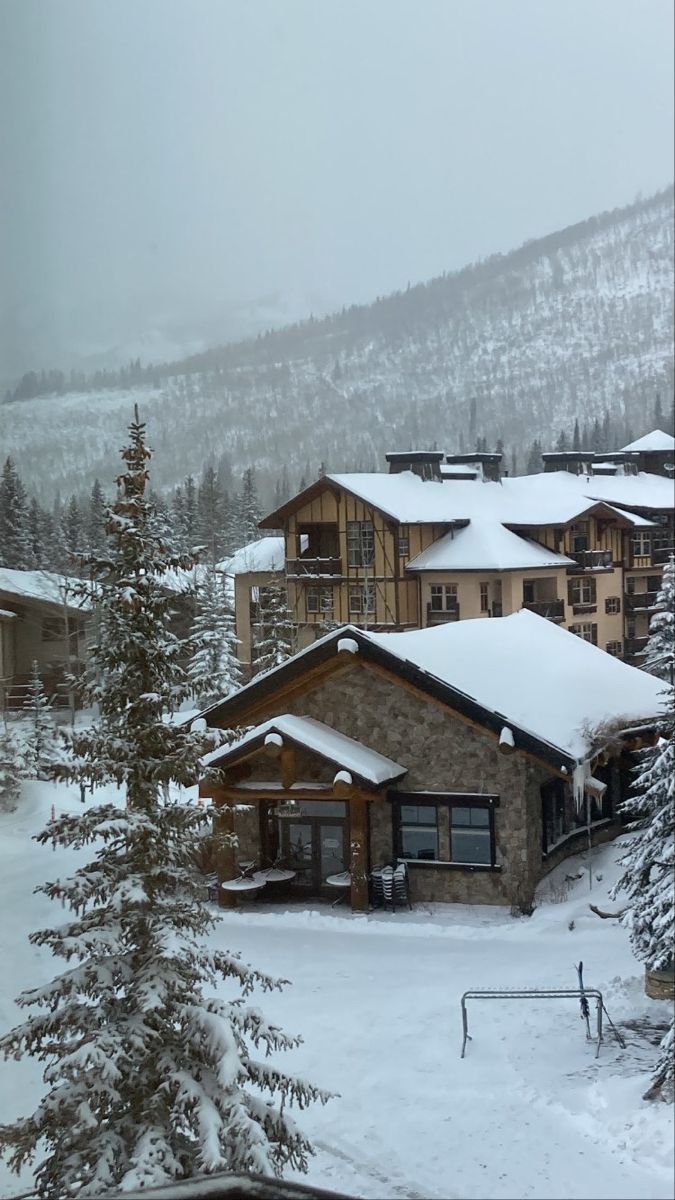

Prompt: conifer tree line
[{"left": 0, "top": 455, "right": 280, "bottom": 576}]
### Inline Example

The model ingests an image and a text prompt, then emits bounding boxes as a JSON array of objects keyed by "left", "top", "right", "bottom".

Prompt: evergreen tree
[
  {"left": 196, "top": 465, "right": 227, "bottom": 562},
  {"left": 188, "top": 567, "right": 242, "bottom": 708},
  {"left": 21, "top": 661, "right": 60, "bottom": 781},
  {"left": 555, "top": 430, "right": 569, "bottom": 452},
  {"left": 236, "top": 468, "right": 261, "bottom": 547},
  {"left": 525, "top": 440, "right": 542, "bottom": 475},
  {"left": 252, "top": 582, "right": 296, "bottom": 675},
  {"left": 612, "top": 560, "right": 674, "bottom": 1103},
  {"left": 87, "top": 479, "right": 107, "bottom": 554},
  {"left": 0, "top": 457, "right": 33, "bottom": 569},
  {"left": 572, "top": 418, "right": 581, "bottom": 451},
  {"left": 27, "top": 497, "right": 50, "bottom": 570},
  {"left": 654, "top": 393, "right": 663, "bottom": 429},
  {"left": 0, "top": 409, "right": 328, "bottom": 1195},
  {"left": 60, "top": 496, "right": 85, "bottom": 566},
  {"left": 0, "top": 729, "right": 22, "bottom": 812}
]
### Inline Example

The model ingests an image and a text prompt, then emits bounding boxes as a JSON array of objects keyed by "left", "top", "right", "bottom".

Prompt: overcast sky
[{"left": 0, "top": 0, "right": 673, "bottom": 377}]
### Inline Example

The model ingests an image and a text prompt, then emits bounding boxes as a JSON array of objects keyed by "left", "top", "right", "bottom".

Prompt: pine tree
[
  {"left": 526, "top": 440, "right": 542, "bottom": 475},
  {"left": 612, "top": 559, "right": 674, "bottom": 1103},
  {"left": 0, "top": 457, "right": 33, "bottom": 569},
  {"left": 188, "top": 567, "right": 242, "bottom": 708},
  {"left": 196, "top": 465, "right": 227, "bottom": 562},
  {"left": 0, "top": 729, "right": 22, "bottom": 812},
  {"left": 572, "top": 418, "right": 581, "bottom": 451},
  {"left": 21, "top": 661, "right": 60, "bottom": 780},
  {"left": 0, "top": 409, "right": 328, "bottom": 1196},
  {"left": 87, "top": 479, "right": 107, "bottom": 554},
  {"left": 236, "top": 468, "right": 261, "bottom": 546},
  {"left": 60, "top": 496, "right": 85, "bottom": 566},
  {"left": 252, "top": 582, "right": 296, "bottom": 675}
]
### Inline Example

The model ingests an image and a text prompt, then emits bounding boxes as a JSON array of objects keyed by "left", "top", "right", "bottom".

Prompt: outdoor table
[
  {"left": 251, "top": 868, "right": 296, "bottom": 884},
  {"left": 325, "top": 870, "right": 352, "bottom": 907},
  {"left": 220, "top": 877, "right": 266, "bottom": 893}
]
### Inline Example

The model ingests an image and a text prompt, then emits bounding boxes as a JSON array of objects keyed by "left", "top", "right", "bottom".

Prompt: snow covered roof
[
  {"left": 0, "top": 568, "right": 89, "bottom": 611},
  {"left": 202, "top": 613, "right": 667, "bottom": 770},
  {"left": 406, "top": 524, "right": 575, "bottom": 571},
  {"left": 620, "top": 429, "right": 675, "bottom": 452},
  {"left": 220, "top": 536, "right": 286, "bottom": 576},
  {"left": 203, "top": 713, "right": 407, "bottom": 786},
  {"left": 0, "top": 608, "right": 17, "bottom": 620}
]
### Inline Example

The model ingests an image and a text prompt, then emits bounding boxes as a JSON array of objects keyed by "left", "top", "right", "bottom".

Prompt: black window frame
[
  {"left": 391, "top": 792, "right": 499, "bottom": 870},
  {"left": 605, "top": 596, "right": 621, "bottom": 615}
]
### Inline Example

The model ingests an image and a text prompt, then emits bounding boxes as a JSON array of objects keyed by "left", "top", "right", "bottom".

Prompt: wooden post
[
  {"left": 203, "top": 784, "right": 238, "bottom": 909},
  {"left": 349, "top": 797, "right": 369, "bottom": 912},
  {"left": 280, "top": 744, "right": 296, "bottom": 790}
]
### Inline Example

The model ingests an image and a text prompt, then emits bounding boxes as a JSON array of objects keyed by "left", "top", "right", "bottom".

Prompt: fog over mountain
[{"left": 1, "top": 0, "right": 673, "bottom": 380}]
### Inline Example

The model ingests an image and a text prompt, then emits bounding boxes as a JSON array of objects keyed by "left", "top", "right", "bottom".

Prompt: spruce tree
[
  {"left": 188, "top": 567, "right": 242, "bottom": 708},
  {"left": 612, "top": 558, "right": 674, "bottom": 1103},
  {"left": 253, "top": 582, "right": 296, "bottom": 675},
  {"left": 236, "top": 468, "right": 261, "bottom": 547},
  {"left": 22, "top": 661, "right": 60, "bottom": 780},
  {"left": 87, "top": 479, "right": 107, "bottom": 554},
  {"left": 0, "top": 728, "right": 22, "bottom": 812},
  {"left": 0, "top": 409, "right": 328, "bottom": 1196},
  {"left": 0, "top": 457, "right": 33, "bottom": 569}
]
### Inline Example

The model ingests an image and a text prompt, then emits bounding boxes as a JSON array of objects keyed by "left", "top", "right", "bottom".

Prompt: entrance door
[{"left": 279, "top": 801, "right": 348, "bottom": 893}]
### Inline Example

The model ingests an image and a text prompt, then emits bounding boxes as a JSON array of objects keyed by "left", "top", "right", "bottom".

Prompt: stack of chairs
[{"left": 370, "top": 861, "right": 411, "bottom": 911}]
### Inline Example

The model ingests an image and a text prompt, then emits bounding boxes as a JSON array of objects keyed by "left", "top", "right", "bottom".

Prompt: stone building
[{"left": 198, "top": 610, "right": 665, "bottom": 912}]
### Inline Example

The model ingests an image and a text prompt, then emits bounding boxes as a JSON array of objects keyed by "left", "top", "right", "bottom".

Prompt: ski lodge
[{"left": 198, "top": 610, "right": 667, "bottom": 912}]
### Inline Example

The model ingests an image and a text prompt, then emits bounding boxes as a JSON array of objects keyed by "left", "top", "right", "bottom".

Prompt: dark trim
[
  {"left": 391, "top": 792, "right": 498, "bottom": 869},
  {"left": 403, "top": 860, "right": 502, "bottom": 873},
  {"left": 200, "top": 626, "right": 579, "bottom": 774},
  {"left": 208, "top": 724, "right": 406, "bottom": 791},
  {"left": 392, "top": 789, "right": 500, "bottom": 806}
]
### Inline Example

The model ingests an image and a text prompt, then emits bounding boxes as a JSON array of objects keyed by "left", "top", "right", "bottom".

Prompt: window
[
  {"left": 42, "top": 618, "right": 66, "bottom": 642},
  {"left": 450, "top": 806, "right": 491, "bottom": 864},
  {"left": 348, "top": 583, "right": 375, "bottom": 615},
  {"left": 631, "top": 532, "right": 651, "bottom": 559},
  {"left": 570, "top": 577, "right": 596, "bottom": 608},
  {"left": 570, "top": 623, "right": 597, "bottom": 644},
  {"left": 570, "top": 521, "right": 589, "bottom": 553},
  {"left": 605, "top": 596, "right": 621, "bottom": 614},
  {"left": 606, "top": 641, "right": 623, "bottom": 656},
  {"left": 398, "top": 805, "right": 439, "bottom": 860},
  {"left": 398, "top": 535, "right": 409, "bottom": 557},
  {"left": 479, "top": 583, "right": 489, "bottom": 613},
  {"left": 394, "top": 795, "right": 497, "bottom": 867},
  {"left": 307, "top": 586, "right": 333, "bottom": 615},
  {"left": 430, "top": 584, "right": 458, "bottom": 611},
  {"left": 347, "top": 521, "right": 375, "bottom": 567},
  {"left": 541, "top": 779, "right": 568, "bottom": 849}
]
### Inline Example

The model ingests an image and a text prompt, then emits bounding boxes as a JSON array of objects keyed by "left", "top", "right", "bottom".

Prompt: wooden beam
[
  {"left": 215, "top": 785, "right": 379, "bottom": 803},
  {"left": 333, "top": 776, "right": 354, "bottom": 799},
  {"left": 213, "top": 803, "right": 237, "bottom": 909},
  {"left": 280, "top": 744, "right": 296, "bottom": 789},
  {"left": 349, "top": 797, "right": 369, "bottom": 912}
]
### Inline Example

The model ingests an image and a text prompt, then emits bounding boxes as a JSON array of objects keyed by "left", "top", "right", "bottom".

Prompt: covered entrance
[
  {"left": 278, "top": 800, "right": 348, "bottom": 893},
  {"left": 199, "top": 713, "right": 407, "bottom": 911}
]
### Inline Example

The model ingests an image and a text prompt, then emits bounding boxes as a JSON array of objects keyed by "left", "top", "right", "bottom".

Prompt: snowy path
[{"left": 0, "top": 784, "right": 672, "bottom": 1200}]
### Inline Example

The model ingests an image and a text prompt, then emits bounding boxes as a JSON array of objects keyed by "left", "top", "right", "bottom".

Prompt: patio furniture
[
  {"left": 220, "top": 876, "right": 266, "bottom": 895},
  {"left": 325, "top": 870, "right": 351, "bottom": 907},
  {"left": 370, "top": 862, "right": 411, "bottom": 912}
]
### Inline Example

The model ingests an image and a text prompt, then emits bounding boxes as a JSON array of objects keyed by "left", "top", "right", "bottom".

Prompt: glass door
[
  {"left": 278, "top": 803, "right": 348, "bottom": 893},
  {"left": 283, "top": 821, "right": 314, "bottom": 888}
]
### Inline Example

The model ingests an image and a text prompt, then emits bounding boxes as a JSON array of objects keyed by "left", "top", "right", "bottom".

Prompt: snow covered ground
[{"left": 0, "top": 782, "right": 672, "bottom": 1200}]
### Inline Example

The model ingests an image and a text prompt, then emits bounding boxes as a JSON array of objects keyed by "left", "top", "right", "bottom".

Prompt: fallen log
[{"left": 589, "top": 903, "right": 627, "bottom": 920}]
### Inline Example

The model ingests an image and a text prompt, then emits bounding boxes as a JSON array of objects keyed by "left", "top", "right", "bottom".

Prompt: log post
[
  {"left": 209, "top": 785, "right": 237, "bottom": 909},
  {"left": 280, "top": 744, "right": 296, "bottom": 790},
  {"left": 349, "top": 797, "right": 369, "bottom": 912}
]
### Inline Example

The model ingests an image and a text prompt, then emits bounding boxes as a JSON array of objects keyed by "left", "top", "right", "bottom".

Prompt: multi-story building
[{"left": 246, "top": 431, "right": 673, "bottom": 668}]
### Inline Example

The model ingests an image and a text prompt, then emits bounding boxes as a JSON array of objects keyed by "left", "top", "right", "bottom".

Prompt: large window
[
  {"left": 569, "top": 576, "right": 596, "bottom": 608},
  {"left": 570, "top": 622, "right": 598, "bottom": 644},
  {"left": 348, "top": 583, "right": 375, "bottom": 615},
  {"left": 394, "top": 795, "right": 497, "bottom": 867},
  {"left": 570, "top": 521, "right": 589, "bottom": 553},
  {"left": 631, "top": 532, "right": 651, "bottom": 559},
  {"left": 430, "top": 584, "right": 458, "bottom": 611},
  {"left": 347, "top": 521, "right": 375, "bottom": 567},
  {"left": 306, "top": 586, "right": 334, "bottom": 615}
]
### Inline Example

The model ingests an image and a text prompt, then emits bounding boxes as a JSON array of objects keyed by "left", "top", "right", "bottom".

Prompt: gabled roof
[
  {"left": 199, "top": 613, "right": 667, "bottom": 771},
  {"left": 406, "top": 523, "right": 575, "bottom": 571},
  {"left": 0, "top": 568, "right": 89, "bottom": 612},
  {"left": 203, "top": 714, "right": 407, "bottom": 788},
  {"left": 620, "top": 429, "right": 675, "bottom": 452}
]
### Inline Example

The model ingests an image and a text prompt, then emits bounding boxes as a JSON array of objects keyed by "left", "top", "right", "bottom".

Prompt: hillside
[{"left": 2, "top": 187, "right": 673, "bottom": 508}]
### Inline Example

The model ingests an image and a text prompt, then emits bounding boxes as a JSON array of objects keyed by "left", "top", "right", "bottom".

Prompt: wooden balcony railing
[
  {"left": 427, "top": 602, "right": 460, "bottom": 625},
  {"left": 625, "top": 592, "right": 659, "bottom": 612},
  {"left": 624, "top": 636, "right": 648, "bottom": 659},
  {"left": 523, "top": 598, "right": 565, "bottom": 622},
  {"left": 653, "top": 546, "right": 675, "bottom": 566},
  {"left": 568, "top": 549, "right": 613, "bottom": 571},
  {"left": 286, "top": 557, "right": 342, "bottom": 577}
]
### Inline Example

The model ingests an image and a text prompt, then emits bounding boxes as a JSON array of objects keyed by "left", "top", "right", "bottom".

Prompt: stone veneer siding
[{"left": 226, "top": 662, "right": 557, "bottom": 906}]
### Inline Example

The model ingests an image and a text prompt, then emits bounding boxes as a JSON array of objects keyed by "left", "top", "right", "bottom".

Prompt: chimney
[
  {"left": 385, "top": 451, "right": 444, "bottom": 481},
  {"left": 444, "top": 453, "right": 503, "bottom": 483}
]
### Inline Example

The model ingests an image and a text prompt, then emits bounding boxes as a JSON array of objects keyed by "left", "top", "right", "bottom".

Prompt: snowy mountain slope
[{"left": 2, "top": 187, "right": 673, "bottom": 506}]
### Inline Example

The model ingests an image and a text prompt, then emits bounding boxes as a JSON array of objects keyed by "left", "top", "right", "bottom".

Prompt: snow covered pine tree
[
  {"left": 0, "top": 409, "right": 329, "bottom": 1198},
  {"left": 253, "top": 582, "right": 296, "bottom": 676},
  {"left": 613, "top": 555, "right": 674, "bottom": 1103},
  {"left": 188, "top": 565, "right": 242, "bottom": 708},
  {"left": 22, "top": 660, "right": 60, "bottom": 780}
]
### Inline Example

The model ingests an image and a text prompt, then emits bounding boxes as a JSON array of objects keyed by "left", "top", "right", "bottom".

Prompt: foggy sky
[{"left": 1, "top": 0, "right": 673, "bottom": 378}]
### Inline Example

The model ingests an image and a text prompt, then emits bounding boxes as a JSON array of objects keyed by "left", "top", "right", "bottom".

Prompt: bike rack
[{"left": 459, "top": 987, "right": 625, "bottom": 1060}]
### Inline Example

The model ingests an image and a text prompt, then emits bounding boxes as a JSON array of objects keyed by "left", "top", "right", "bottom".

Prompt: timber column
[
  {"left": 200, "top": 783, "right": 237, "bottom": 909},
  {"left": 349, "top": 797, "right": 369, "bottom": 912}
]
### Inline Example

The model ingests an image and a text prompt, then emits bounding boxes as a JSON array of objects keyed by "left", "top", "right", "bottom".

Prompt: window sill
[{"left": 400, "top": 859, "right": 501, "bottom": 873}]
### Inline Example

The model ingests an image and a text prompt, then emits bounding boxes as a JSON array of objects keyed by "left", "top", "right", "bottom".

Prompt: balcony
[
  {"left": 523, "top": 598, "right": 565, "bottom": 622},
  {"left": 286, "top": 557, "right": 342, "bottom": 578},
  {"left": 427, "top": 602, "right": 460, "bottom": 625},
  {"left": 568, "top": 549, "right": 613, "bottom": 572},
  {"left": 624, "top": 636, "right": 648, "bottom": 659},
  {"left": 653, "top": 546, "right": 675, "bottom": 566},
  {"left": 625, "top": 591, "right": 659, "bottom": 613}
]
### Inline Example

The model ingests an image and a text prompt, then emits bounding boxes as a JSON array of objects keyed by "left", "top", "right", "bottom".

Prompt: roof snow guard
[{"left": 385, "top": 450, "right": 444, "bottom": 480}]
